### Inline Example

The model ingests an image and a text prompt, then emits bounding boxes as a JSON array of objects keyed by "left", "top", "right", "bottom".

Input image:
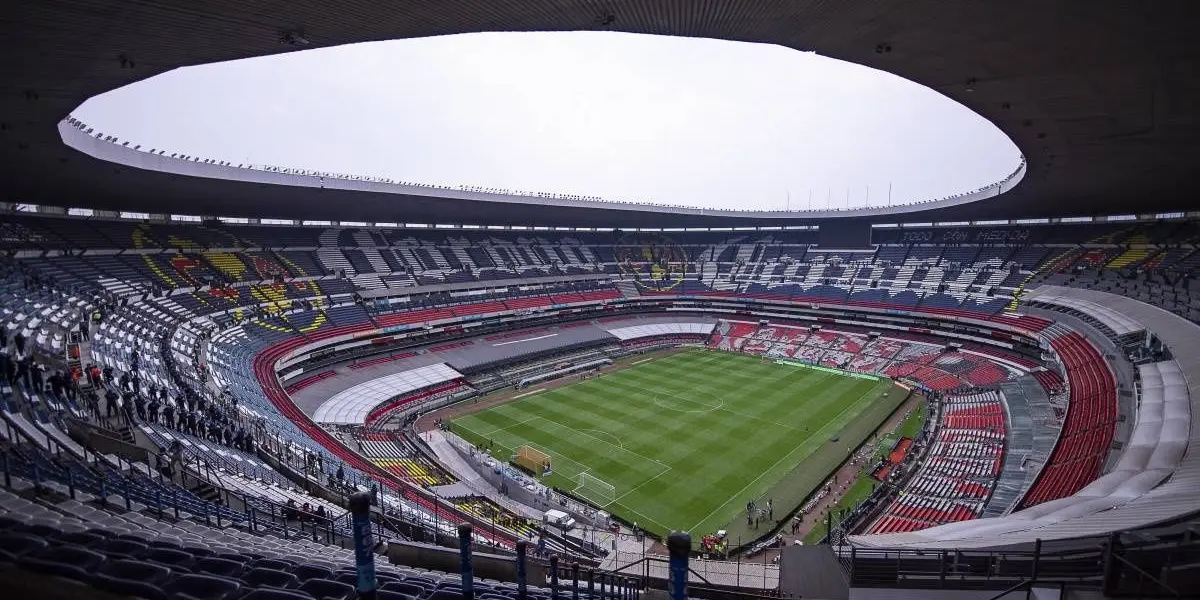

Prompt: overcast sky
[{"left": 74, "top": 31, "right": 1020, "bottom": 212}]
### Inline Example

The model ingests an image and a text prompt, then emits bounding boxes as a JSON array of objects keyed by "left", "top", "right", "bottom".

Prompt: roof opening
[{"left": 72, "top": 31, "right": 1019, "bottom": 212}]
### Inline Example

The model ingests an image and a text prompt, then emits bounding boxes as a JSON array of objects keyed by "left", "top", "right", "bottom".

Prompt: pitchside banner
[{"left": 773, "top": 359, "right": 882, "bottom": 381}]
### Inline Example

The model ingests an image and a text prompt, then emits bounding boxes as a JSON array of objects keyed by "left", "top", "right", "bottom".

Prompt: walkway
[{"left": 421, "top": 430, "right": 545, "bottom": 520}]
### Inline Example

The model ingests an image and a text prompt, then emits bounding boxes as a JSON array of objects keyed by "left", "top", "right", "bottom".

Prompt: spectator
[{"left": 32, "top": 363, "right": 45, "bottom": 392}]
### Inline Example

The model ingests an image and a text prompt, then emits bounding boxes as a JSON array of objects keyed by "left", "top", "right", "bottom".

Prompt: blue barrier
[
  {"left": 350, "top": 490, "right": 378, "bottom": 600},
  {"left": 516, "top": 540, "right": 529, "bottom": 600},
  {"left": 667, "top": 531, "right": 690, "bottom": 600},
  {"left": 459, "top": 523, "right": 475, "bottom": 600}
]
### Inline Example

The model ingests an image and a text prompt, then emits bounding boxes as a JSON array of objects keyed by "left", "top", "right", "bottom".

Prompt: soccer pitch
[{"left": 450, "top": 349, "right": 900, "bottom": 540}]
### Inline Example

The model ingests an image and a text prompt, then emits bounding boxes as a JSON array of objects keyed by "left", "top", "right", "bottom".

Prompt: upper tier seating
[
  {"left": 868, "top": 392, "right": 1006, "bottom": 534},
  {"left": 1018, "top": 332, "right": 1117, "bottom": 508}
]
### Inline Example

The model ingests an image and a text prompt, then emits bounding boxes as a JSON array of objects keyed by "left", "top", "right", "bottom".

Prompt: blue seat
[
  {"left": 335, "top": 571, "right": 400, "bottom": 587},
  {"left": 184, "top": 545, "right": 217, "bottom": 558},
  {"left": 0, "top": 533, "right": 48, "bottom": 561},
  {"left": 194, "top": 557, "right": 245, "bottom": 578},
  {"left": 141, "top": 547, "right": 197, "bottom": 569},
  {"left": 239, "top": 589, "right": 314, "bottom": 600},
  {"left": 377, "top": 591, "right": 418, "bottom": 600},
  {"left": 102, "top": 538, "right": 149, "bottom": 557},
  {"left": 241, "top": 567, "right": 299, "bottom": 589},
  {"left": 299, "top": 578, "right": 356, "bottom": 600},
  {"left": 19, "top": 544, "right": 107, "bottom": 582},
  {"left": 94, "top": 571, "right": 170, "bottom": 600},
  {"left": 99, "top": 558, "right": 174, "bottom": 584},
  {"left": 53, "top": 531, "right": 107, "bottom": 547},
  {"left": 426, "top": 590, "right": 464, "bottom": 600},
  {"left": 380, "top": 581, "right": 427, "bottom": 598},
  {"left": 26, "top": 522, "right": 61, "bottom": 537},
  {"left": 293, "top": 564, "right": 333, "bottom": 582},
  {"left": 251, "top": 558, "right": 297, "bottom": 571},
  {"left": 163, "top": 573, "right": 242, "bottom": 600}
]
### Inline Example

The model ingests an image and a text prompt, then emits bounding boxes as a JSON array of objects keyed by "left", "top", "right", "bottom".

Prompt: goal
[
  {"left": 574, "top": 472, "right": 617, "bottom": 506},
  {"left": 515, "top": 445, "right": 552, "bottom": 476}
]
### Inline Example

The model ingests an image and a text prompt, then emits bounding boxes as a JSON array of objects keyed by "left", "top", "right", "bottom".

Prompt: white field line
[
  {"left": 529, "top": 415, "right": 672, "bottom": 472},
  {"left": 605, "top": 465, "right": 674, "bottom": 507},
  {"left": 685, "top": 381, "right": 885, "bottom": 532},
  {"left": 608, "top": 503, "right": 674, "bottom": 534},
  {"left": 457, "top": 413, "right": 542, "bottom": 439},
  {"left": 513, "top": 388, "right": 546, "bottom": 400}
]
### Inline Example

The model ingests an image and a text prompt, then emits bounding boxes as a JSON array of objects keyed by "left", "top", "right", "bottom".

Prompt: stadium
[{"left": 2, "top": 2, "right": 1199, "bottom": 600}]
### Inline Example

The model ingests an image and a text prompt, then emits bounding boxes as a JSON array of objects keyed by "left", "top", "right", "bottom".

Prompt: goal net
[
  {"left": 574, "top": 472, "right": 617, "bottom": 506},
  {"left": 515, "top": 445, "right": 552, "bottom": 476}
]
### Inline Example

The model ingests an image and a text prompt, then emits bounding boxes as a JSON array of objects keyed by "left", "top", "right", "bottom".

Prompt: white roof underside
[
  {"left": 313, "top": 363, "right": 462, "bottom": 425},
  {"left": 604, "top": 321, "right": 716, "bottom": 340},
  {"left": 850, "top": 286, "right": 1197, "bottom": 549}
]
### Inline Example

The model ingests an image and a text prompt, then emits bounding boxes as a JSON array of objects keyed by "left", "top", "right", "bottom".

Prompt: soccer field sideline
[
  {"left": 683, "top": 376, "right": 886, "bottom": 533},
  {"left": 450, "top": 348, "right": 900, "bottom": 539}
]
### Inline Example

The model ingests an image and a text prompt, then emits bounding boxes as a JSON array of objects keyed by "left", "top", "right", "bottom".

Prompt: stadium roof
[{"left": 4, "top": 1, "right": 1198, "bottom": 227}]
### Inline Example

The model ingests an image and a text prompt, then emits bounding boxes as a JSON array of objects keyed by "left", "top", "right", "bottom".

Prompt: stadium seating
[
  {"left": 707, "top": 320, "right": 1020, "bottom": 393},
  {"left": 867, "top": 392, "right": 1005, "bottom": 534},
  {"left": 5, "top": 213, "right": 1197, "bottom": 590},
  {"left": 1018, "top": 332, "right": 1117, "bottom": 508}
]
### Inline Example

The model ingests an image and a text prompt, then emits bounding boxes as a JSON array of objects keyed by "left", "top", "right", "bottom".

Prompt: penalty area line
[{"left": 513, "top": 388, "right": 546, "bottom": 400}]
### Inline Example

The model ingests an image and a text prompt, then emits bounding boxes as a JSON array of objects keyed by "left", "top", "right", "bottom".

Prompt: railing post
[
  {"left": 571, "top": 563, "right": 580, "bottom": 600},
  {"left": 515, "top": 540, "right": 528, "bottom": 600},
  {"left": 549, "top": 556, "right": 560, "bottom": 600},
  {"left": 67, "top": 469, "right": 76, "bottom": 499},
  {"left": 667, "top": 531, "right": 690, "bottom": 600},
  {"left": 2, "top": 451, "right": 10, "bottom": 489},
  {"left": 587, "top": 569, "right": 595, "bottom": 600},
  {"left": 173, "top": 489, "right": 180, "bottom": 519},
  {"left": 350, "top": 490, "right": 378, "bottom": 600},
  {"left": 459, "top": 523, "right": 475, "bottom": 600},
  {"left": 123, "top": 478, "right": 131, "bottom": 511},
  {"left": 849, "top": 546, "right": 856, "bottom": 586},
  {"left": 1031, "top": 539, "right": 1042, "bottom": 582},
  {"left": 939, "top": 549, "right": 947, "bottom": 587},
  {"left": 1102, "top": 532, "right": 1121, "bottom": 594}
]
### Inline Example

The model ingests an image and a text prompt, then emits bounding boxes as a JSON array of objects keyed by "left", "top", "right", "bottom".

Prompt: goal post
[
  {"left": 515, "top": 445, "right": 552, "bottom": 476},
  {"left": 574, "top": 472, "right": 617, "bottom": 506}
]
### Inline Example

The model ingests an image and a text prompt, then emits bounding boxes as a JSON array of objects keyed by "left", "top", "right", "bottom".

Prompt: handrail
[
  {"left": 1110, "top": 551, "right": 1180, "bottom": 597},
  {"left": 984, "top": 579, "right": 1030, "bottom": 600}
]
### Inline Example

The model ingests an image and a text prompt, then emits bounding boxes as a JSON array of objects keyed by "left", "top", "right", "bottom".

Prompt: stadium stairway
[
  {"left": 1006, "top": 247, "right": 1082, "bottom": 311},
  {"left": 613, "top": 280, "right": 640, "bottom": 298},
  {"left": 1104, "top": 235, "right": 1153, "bottom": 268}
]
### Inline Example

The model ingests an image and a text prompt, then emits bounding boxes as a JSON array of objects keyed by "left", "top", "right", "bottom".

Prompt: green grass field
[
  {"left": 450, "top": 349, "right": 899, "bottom": 540},
  {"left": 803, "top": 404, "right": 927, "bottom": 543}
]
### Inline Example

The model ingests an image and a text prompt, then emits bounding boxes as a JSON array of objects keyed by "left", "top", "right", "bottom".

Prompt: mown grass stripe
[{"left": 450, "top": 348, "right": 898, "bottom": 539}]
